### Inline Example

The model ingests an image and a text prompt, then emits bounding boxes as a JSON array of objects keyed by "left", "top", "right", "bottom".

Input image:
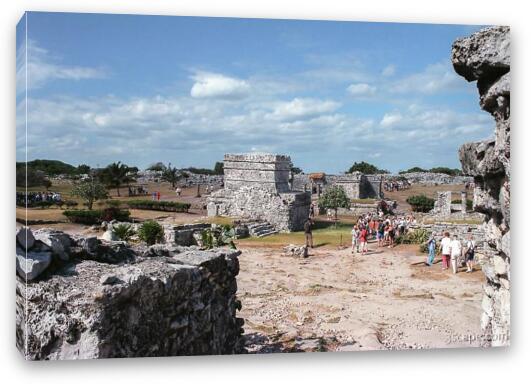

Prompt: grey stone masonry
[
  {"left": 16, "top": 231, "right": 245, "bottom": 359},
  {"left": 207, "top": 153, "right": 310, "bottom": 232},
  {"left": 454, "top": 26, "right": 510, "bottom": 346}
]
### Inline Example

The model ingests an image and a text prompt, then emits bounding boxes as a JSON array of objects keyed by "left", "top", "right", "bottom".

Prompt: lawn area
[{"left": 236, "top": 218, "right": 356, "bottom": 248}]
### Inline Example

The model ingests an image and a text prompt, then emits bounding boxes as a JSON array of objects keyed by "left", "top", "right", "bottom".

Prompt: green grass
[
  {"left": 237, "top": 219, "right": 356, "bottom": 248},
  {"left": 421, "top": 218, "right": 484, "bottom": 225}
]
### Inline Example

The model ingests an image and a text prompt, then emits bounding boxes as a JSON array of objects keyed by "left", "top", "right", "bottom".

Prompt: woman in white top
[
  {"left": 449, "top": 235, "right": 462, "bottom": 274},
  {"left": 439, "top": 232, "right": 452, "bottom": 270}
]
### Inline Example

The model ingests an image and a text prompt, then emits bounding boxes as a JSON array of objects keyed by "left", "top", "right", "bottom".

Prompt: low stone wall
[
  {"left": 408, "top": 222, "right": 486, "bottom": 250},
  {"left": 337, "top": 202, "right": 378, "bottom": 216},
  {"left": 381, "top": 172, "right": 473, "bottom": 185},
  {"left": 16, "top": 228, "right": 245, "bottom": 360},
  {"left": 163, "top": 223, "right": 211, "bottom": 246}
]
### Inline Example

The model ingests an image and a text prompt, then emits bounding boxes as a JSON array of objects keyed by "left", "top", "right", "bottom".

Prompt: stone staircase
[{"left": 246, "top": 221, "right": 278, "bottom": 238}]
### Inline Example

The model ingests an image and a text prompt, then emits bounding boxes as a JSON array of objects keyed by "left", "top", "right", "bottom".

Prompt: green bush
[
  {"left": 64, "top": 200, "right": 78, "bottom": 209},
  {"left": 63, "top": 208, "right": 130, "bottom": 225},
  {"left": 138, "top": 220, "right": 164, "bottom": 245},
  {"left": 396, "top": 228, "right": 429, "bottom": 245},
  {"left": 200, "top": 224, "right": 237, "bottom": 250},
  {"left": 112, "top": 223, "right": 136, "bottom": 241},
  {"left": 63, "top": 210, "right": 103, "bottom": 224},
  {"left": 127, "top": 199, "right": 191, "bottom": 212},
  {"left": 406, "top": 195, "right": 435, "bottom": 212}
]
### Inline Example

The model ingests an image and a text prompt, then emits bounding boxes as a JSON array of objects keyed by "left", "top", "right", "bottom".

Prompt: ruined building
[
  {"left": 293, "top": 172, "right": 383, "bottom": 200},
  {"left": 453, "top": 26, "right": 510, "bottom": 346},
  {"left": 207, "top": 153, "right": 311, "bottom": 232}
]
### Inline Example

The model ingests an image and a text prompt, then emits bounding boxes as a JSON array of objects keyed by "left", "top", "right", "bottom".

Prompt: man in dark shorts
[{"left": 304, "top": 219, "right": 314, "bottom": 248}]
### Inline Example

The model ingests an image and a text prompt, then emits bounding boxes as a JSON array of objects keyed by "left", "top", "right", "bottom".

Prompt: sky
[{"left": 16, "top": 12, "right": 494, "bottom": 174}]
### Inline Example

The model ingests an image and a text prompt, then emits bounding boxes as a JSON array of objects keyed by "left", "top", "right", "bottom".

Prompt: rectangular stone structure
[{"left": 207, "top": 153, "right": 310, "bottom": 232}]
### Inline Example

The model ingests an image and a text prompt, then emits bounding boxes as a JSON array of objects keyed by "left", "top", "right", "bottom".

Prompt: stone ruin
[
  {"left": 15, "top": 227, "right": 245, "bottom": 359},
  {"left": 292, "top": 172, "right": 383, "bottom": 200},
  {"left": 431, "top": 190, "right": 469, "bottom": 216},
  {"left": 453, "top": 26, "right": 510, "bottom": 346},
  {"left": 207, "top": 153, "right": 311, "bottom": 232}
]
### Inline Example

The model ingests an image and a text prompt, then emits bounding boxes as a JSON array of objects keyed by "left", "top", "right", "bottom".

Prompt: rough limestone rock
[
  {"left": 33, "top": 229, "right": 72, "bottom": 261},
  {"left": 453, "top": 26, "right": 510, "bottom": 346},
  {"left": 16, "top": 234, "right": 245, "bottom": 360},
  {"left": 100, "top": 229, "right": 118, "bottom": 242},
  {"left": 16, "top": 227, "right": 35, "bottom": 250},
  {"left": 16, "top": 247, "right": 52, "bottom": 281}
]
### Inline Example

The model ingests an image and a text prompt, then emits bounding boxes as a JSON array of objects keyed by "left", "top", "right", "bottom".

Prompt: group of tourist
[
  {"left": 429, "top": 231, "right": 476, "bottom": 273},
  {"left": 383, "top": 179, "right": 410, "bottom": 192},
  {"left": 351, "top": 213, "right": 417, "bottom": 253},
  {"left": 16, "top": 191, "right": 62, "bottom": 207}
]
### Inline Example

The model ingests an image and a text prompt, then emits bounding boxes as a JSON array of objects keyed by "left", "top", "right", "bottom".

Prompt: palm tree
[
  {"left": 162, "top": 163, "right": 181, "bottom": 188},
  {"left": 100, "top": 162, "right": 134, "bottom": 197}
]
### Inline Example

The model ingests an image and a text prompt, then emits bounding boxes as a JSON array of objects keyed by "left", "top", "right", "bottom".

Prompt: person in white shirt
[
  {"left": 439, "top": 232, "right": 452, "bottom": 270},
  {"left": 464, "top": 233, "right": 476, "bottom": 273},
  {"left": 449, "top": 235, "right": 462, "bottom": 274},
  {"left": 351, "top": 225, "right": 359, "bottom": 254}
]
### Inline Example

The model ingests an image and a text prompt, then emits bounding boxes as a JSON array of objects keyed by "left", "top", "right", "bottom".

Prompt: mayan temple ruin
[
  {"left": 453, "top": 26, "right": 510, "bottom": 346},
  {"left": 207, "top": 153, "right": 311, "bottom": 232}
]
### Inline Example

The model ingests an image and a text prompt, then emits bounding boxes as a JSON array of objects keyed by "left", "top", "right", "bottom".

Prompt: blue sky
[{"left": 16, "top": 12, "right": 494, "bottom": 173}]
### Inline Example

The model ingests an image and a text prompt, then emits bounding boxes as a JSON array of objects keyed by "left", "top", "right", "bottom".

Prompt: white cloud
[
  {"left": 16, "top": 39, "right": 106, "bottom": 92},
  {"left": 380, "top": 112, "right": 403, "bottom": 127},
  {"left": 389, "top": 62, "right": 463, "bottom": 94},
  {"left": 266, "top": 98, "right": 341, "bottom": 121},
  {"left": 190, "top": 72, "right": 250, "bottom": 99},
  {"left": 346, "top": 83, "right": 377, "bottom": 97},
  {"left": 381, "top": 65, "right": 396, "bottom": 77}
]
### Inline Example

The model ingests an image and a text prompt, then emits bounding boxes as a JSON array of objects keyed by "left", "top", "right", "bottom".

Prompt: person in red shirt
[
  {"left": 157, "top": 191, "right": 161, "bottom": 201},
  {"left": 359, "top": 226, "right": 368, "bottom": 254}
]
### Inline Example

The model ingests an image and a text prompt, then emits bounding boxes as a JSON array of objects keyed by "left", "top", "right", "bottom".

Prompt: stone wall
[
  {"left": 381, "top": 172, "right": 473, "bottom": 185},
  {"left": 453, "top": 26, "right": 510, "bottom": 346},
  {"left": 207, "top": 154, "right": 310, "bottom": 232},
  {"left": 16, "top": 228, "right": 245, "bottom": 359},
  {"left": 408, "top": 222, "right": 486, "bottom": 250},
  {"left": 292, "top": 172, "right": 382, "bottom": 199}
]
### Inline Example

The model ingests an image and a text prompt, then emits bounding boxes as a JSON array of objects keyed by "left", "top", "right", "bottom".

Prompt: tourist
[
  {"left": 465, "top": 233, "right": 476, "bottom": 273},
  {"left": 175, "top": 187, "right": 182, "bottom": 197},
  {"left": 377, "top": 220, "right": 385, "bottom": 247},
  {"left": 309, "top": 203, "right": 315, "bottom": 219},
  {"left": 351, "top": 225, "right": 359, "bottom": 254},
  {"left": 359, "top": 225, "right": 368, "bottom": 254},
  {"left": 440, "top": 232, "right": 452, "bottom": 270},
  {"left": 387, "top": 221, "right": 395, "bottom": 248},
  {"left": 157, "top": 191, "right": 161, "bottom": 201},
  {"left": 304, "top": 218, "right": 314, "bottom": 248},
  {"left": 426, "top": 232, "right": 437, "bottom": 266},
  {"left": 152, "top": 192, "right": 157, "bottom": 201},
  {"left": 450, "top": 234, "right": 462, "bottom": 274}
]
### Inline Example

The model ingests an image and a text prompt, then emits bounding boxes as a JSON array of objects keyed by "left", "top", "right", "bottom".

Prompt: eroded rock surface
[
  {"left": 16, "top": 230, "right": 245, "bottom": 359},
  {"left": 454, "top": 26, "right": 510, "bottom": 346}
]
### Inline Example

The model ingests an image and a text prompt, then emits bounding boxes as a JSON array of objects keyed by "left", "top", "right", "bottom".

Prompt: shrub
[
  {"left": 138, "top": 220, "right": 164, "bottom": 245},
  {"left": 396, "top": 228, "right": 429, "bottom": 245},
  {"left": 127, "top": 200, "right": 191, "bottom": 212},
  {"left": 200, "top": 224, "right": 237, "bottom": 250},
  {"left": 63, "top": 210, "right": 103, "bottom": 224},
  {"left": 63, "top": 208, "right": 131, "bottom": 225},
  {"left": 101, "top": 207, "right": 130, "bottom": 222},
  {"left": 406, "top": 195, "right": 435, "bottom": 212},
  {"left": 112, "top": 223, "right": 136, "bottom": 241}
]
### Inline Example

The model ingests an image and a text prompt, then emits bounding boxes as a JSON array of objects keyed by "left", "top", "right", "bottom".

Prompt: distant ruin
[
  {"left": 292, "top": 172, "right": 383, "bottom": 200},
  {"left": 207, "top": 153, "right": 311, "bottom": 232}
]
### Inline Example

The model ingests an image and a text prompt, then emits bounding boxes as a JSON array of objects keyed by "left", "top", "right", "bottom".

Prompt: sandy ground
[{"left": 237, "top": 242, "right": 485, "bottom": 353}]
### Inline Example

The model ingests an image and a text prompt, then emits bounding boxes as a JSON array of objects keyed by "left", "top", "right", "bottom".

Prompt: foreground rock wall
[
  {"left": 16, "top": 230, "right": 245, "bottom": 359},
  {"left": 453, "top": 26, "right": 510, "bottom": 346}
]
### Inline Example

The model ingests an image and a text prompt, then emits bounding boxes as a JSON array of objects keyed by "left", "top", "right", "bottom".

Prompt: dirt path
[{"left": 237, "top": 242, "right": 485, "bottom": 352}]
